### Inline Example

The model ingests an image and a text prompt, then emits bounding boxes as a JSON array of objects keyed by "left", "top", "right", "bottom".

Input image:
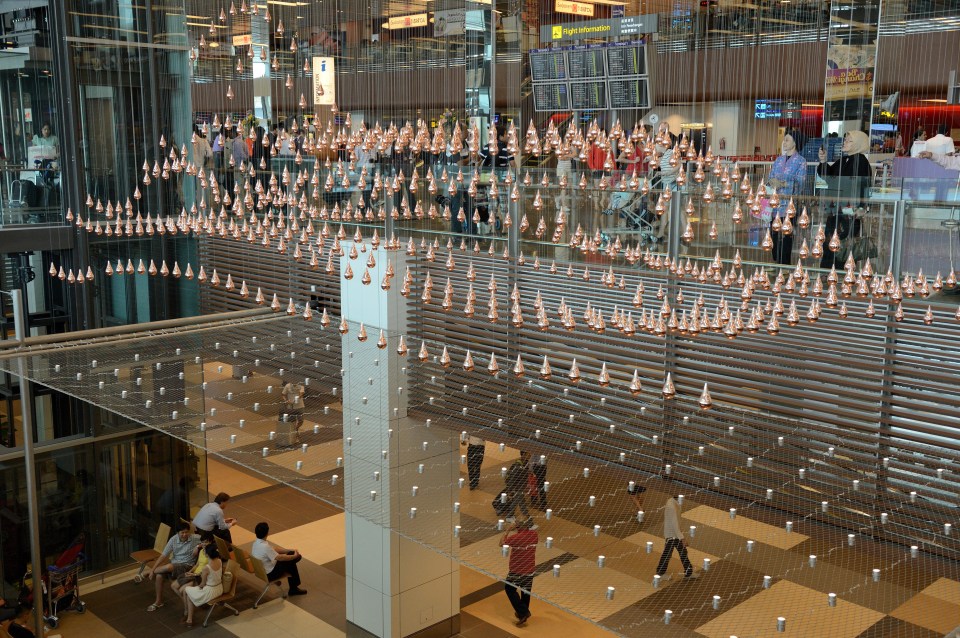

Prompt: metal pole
[{"left": 12, "top": 289, "right": 44, "bottom": 638}]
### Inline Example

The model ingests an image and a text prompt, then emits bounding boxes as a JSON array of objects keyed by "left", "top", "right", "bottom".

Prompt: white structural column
[{"left": 341, "top": 243, "right": 460, "bottom": 638}]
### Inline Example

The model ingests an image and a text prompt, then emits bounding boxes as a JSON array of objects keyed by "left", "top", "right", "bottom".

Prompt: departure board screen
[
  {"left": 570, "top": 81, "right": 607, "bottom": 110},
  {"left": 606, "top": 43, "right": 646, "bottom": 77},
  {"left": 529, "top": 41, "right": 650, "bottom": 111},
  {"left": 533, "top": 82, "right": 570, "bottom": 112},
  {"left": 566, "top": 47, "right": 606, "bottom": 79},
  {"left": 608, "top": 78, "right": 650, "bottom": 109},
  {"left": 530, "top": 50, "right": 567, "bottom": 81}
]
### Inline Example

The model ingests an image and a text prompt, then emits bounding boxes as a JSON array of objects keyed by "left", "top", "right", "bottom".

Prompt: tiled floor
[{"left": 50, "top": 444, "right": 960, "bottom": 638}]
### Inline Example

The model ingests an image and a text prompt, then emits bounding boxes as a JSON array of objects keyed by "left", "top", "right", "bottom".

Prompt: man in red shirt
[{"left": 501, "top": 518, "right": 539, "bottom": 626}]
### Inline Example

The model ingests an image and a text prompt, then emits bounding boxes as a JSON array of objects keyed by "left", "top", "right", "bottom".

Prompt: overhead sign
[
  {"left": 541, "top": 14, "right": 658, "bottom": 42},
  {"left": 556, "top": 0, "right": 595, "bottom": 17},
  {"left": 388, "top": 13, "right": 428, "bottom": 30},
  {"left": 312, "top": 56, "right": 335, "bottom": 106},
  {"left": 434, "top": 9, "right": 465, "bottom": 36},
  {"left": 231, "top": 33, "right": 252, "bottom": 47}
]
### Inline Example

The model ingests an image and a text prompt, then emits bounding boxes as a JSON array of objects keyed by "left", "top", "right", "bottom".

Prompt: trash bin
[{"left": 276, "top": 411, "right": 300, "bottom": 447}]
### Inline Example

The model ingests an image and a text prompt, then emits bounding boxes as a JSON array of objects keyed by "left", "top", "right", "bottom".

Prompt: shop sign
[
  {"left": 388, "top": 13, "right": 428, "bottom": 30},
  {"left": 556, "top": 1, "right": 595, "bottom": 17}
]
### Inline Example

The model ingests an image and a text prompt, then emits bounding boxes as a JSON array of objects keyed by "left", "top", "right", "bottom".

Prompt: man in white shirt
[
  {"left": 655, "top": 495, "right": 696, "bottom": 579},
  {"left": 924, "top": 124, "right": 956, "bottom": 157},
  {"left": 918, "top": 150, "right": 960, "bottom": 171},
  {"left": 251, "top": 522, "right": 307, "bottom": 595},
  {"left": 192, "top": 492, "right": 237, "bottom": 543},
  {"left": 145, "top": 522, "right": 200, "bottom": 611}
]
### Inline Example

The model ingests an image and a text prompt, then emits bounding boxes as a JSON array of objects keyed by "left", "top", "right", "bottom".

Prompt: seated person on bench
[
  {"left": 251, "top": 522, "right": 307, "bottom": 596},
  {"left": 170, "top": 531, "right": 215, "bottom": 597},
  {"left": 192, "top": 492, "right": 237, "bottom": 544},
  {"left": 145, "top": 522, "right": 200, "bottom": 612}
]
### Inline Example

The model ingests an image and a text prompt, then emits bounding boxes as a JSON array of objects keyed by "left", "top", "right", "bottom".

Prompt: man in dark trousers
[
  {"left": 503, "top": 451, "right": 532, "bottom": 523},
  {"left": 464, "top": 435, "right": 485, "bottom": 490},
  {"left": 501, "top": 518, "right": 538, "bottom": 626},
  {"left": 655, "top": 495, "right": 697, "bottom": 579},
  {"left": 251, "top": 522, "right": 307, "bottom": 596}
]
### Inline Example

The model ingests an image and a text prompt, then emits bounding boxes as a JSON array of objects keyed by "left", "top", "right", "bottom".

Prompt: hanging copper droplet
[
  {"left": 661, "top": 373, "right": 676, "bottom": 399},
  {"left": 698, "top": 382, "right": 712, "bottom": 410}
]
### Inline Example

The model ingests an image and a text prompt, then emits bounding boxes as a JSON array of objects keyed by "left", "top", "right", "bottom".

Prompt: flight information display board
[
  {"left": 570, "top": 81, "right": 607, "bottom": 110},
  {"left": 566, "top": 46, "right": 606, "bottom": 79},
  {"left": 530, "top": 49, "right": 567, "bottom": 81},
  {"left": 533, "top": 82, "right": 570, "bottom": 112},
  {"left": 608, "top": 77, "right": 650, "bottom": 110},
  {"left": 531, "top": 41, "right": 650, "bottom": 111},
  {"left": 606, "top": 42, "right": 646, "bottom": 77}
]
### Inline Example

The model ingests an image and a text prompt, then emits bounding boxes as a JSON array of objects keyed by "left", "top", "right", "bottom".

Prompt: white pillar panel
[{"left": 342, "top": 244, "right": 459, "bottom": 638}]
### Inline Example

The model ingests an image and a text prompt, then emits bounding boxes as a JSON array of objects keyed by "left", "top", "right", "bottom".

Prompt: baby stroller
[
  {"left": 601, "top": 190, "right": 659, "bottom": 245},
  {"left": 18, "top": 533, "right": 87, "bottom": 629}
]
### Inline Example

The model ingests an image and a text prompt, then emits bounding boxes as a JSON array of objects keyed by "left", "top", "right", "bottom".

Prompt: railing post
[{"left": 11, "top": 289, "right": 44, "bottom": 638}]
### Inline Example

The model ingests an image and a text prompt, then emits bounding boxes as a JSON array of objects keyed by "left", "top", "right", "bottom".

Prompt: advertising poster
[
  {"left": 312, "top": 56, "right": 335, "bottom": 106},
  {"left": 434, "top": 9, "right": 466, "bottom": 36}
]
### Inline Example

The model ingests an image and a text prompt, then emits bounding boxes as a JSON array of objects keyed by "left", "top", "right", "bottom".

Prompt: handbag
[{"left": 177, "top": 572, "right": 201, "bottom": 587}]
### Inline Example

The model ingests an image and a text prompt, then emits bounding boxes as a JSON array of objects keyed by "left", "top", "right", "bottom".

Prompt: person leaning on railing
[{"left": 918, "top": 150, "right": 960, "bottom": 171}]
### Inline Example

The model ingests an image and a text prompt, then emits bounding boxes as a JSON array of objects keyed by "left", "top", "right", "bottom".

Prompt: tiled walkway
[{"left": 55, "top": 452, "right": 960, "bottom": 638}]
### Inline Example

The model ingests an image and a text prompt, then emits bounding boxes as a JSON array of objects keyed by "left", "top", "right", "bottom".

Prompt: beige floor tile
[
  {"left": 230, "top": 524, "right": 258, "bottom": 547},
  {"left": 266, "top": 439, "right": 343, "bottom": 476},
  {"left": 890, "top": 592, "right": 960, "bottom": 635},
  {"left": 461, "top": 565, "right": 500, "bottom": 597},
  {"left": 531, "top": 557, "right": 657, "bottom": 622},
  {"left": 217, "top": 597, "right": 345, "bottom": 637},
  {"left": 695, "top": 579, "right": 884, "bottom": 638},
  {"left": 463, "top": 580, "right": 616, "bottom": 637},
  {"left": 208, "top": 457, "right": 274, "bottom": 496},
  {"left": 53, "top": 609, "right": 126, "bottom": 638},
  {"left": 922, "top": 577, "right": 960, "bottom": 605},
  {"left": 267, "top": 514, "right": 346, "bottom": 566},
  {"left": 80, "top": 566, "right": 140, "bottom": 595},
  {"left": 481, "top": 442, "right": 521, "bottom": 465},
  {"left": 461, "top": 531, "right": 565, "bottom": 579},
  {"left": 205, "top": 426, "right": 267, "bottom": 454},
  {"left": 683, "top": 505, "right": 809, "bottom": 550}
]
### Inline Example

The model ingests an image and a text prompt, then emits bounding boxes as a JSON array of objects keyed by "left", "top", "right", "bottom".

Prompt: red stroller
[{"left": 18, "top": 533, "right": 87, "bottom": 629}]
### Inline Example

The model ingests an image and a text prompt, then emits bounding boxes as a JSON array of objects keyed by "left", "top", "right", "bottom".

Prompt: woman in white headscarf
[{"left": 816, "top": 130, "right": 872, "bottom": 268}]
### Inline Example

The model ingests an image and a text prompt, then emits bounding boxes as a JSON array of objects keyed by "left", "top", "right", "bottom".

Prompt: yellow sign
[
  {"left": 231, "top": 33, "right": 252, "bottom": 47},
  {"left": 388, "top": 13, "right": 428, "bottom": 30},
  {"left": 556, "top": 1, "right": 595, "bottom": 16},
  {"left": 312, "top": 56, "right": 335, "bottom": 106},
  {"left": 552, "top": 25, "right": 563, "bottom": 39}
]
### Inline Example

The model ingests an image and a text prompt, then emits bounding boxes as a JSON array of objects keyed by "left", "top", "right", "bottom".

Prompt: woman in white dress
[{"left": 182, "top": 544, "right": 223, "bottom": 627}]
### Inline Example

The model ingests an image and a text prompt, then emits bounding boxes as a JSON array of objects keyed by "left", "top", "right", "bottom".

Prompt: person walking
[
  {"left": 464, "top": 435, "right": 485, "bottom": 490},
  {"left": 503, "top": 451, "right": 532, "bottom": 523},
  {"left": 501, "top": 518, "right": 538, "bottom": 627},
  {"left": 655, "top": 495, "right": 696, "bottom": 579},
  {"left": 528, "top": 453, "right": 547, "bottom": 511},
  {"left": 280, "top": 380, "right": 305, "bottom": 444}
]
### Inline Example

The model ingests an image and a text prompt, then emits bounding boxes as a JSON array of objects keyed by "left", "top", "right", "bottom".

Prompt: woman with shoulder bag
[{"left": 817, "top": 130, "right": 872, "bottom": 269}]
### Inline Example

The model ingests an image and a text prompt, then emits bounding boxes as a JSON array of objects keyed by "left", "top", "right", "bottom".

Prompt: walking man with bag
[{"left": 655, "top": 495, "right": 697, "bottom": 580}]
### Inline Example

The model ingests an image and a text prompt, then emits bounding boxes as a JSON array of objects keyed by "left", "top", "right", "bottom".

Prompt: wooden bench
[
  {"left": 129, "top": 522, "right": 170, "bottom": 583},
  {"left": 201, "top": 561, "right": 240, "bottom": 627}
]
